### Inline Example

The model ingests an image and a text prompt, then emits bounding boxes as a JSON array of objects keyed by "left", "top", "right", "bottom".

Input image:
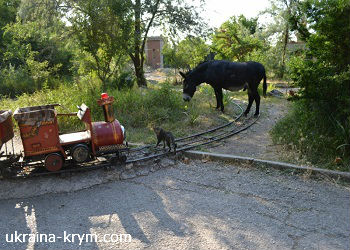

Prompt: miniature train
[{"left": 0, "top": 93, "right": 128, "bottom": 177}]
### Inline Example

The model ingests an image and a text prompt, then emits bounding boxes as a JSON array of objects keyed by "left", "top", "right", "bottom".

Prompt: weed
[
  {"left": 271, "top": 100, "right": 350, "bottom": 171},
  {"left": 0, "top": 80, "right": 243, "bottom": 145}
]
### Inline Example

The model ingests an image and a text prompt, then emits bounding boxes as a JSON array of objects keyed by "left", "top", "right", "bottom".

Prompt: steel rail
[
  {"left": 125, "top": 115, "right": 259, "bottom": 163},
  {"left": 7, "top": 102, "right": 259, "bottom": 178},
  {"left": 127, "top": 101, "right": 244, "bottom": 153},
  {"left": 127, "top": 116, "right": 253, "bottom": 159}
]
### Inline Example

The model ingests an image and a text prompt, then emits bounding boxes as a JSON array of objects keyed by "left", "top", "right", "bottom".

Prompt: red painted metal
[
  {"left": 12, "top": 105, "right": 65, "bottom": 158},
  {"left": 91, "top": 120, "right": 124, "bottom": 147},
  {"left": 101, "top": 93, "right": 109, "bottom": 99},
  {"left": 0, "top": 110, "right": 14, "bottom": 146},
  {"left": 2, "top": 95, "right": 126, "bottom": 173},
  {"left": 17, "top": 120, "right": 62, "bottom": 157},
  {"left": 97, "top": 94, "right": 115, "bottom": 122},
  {"left": 45, "top": 153, "right": 64, "bottom": 172}
]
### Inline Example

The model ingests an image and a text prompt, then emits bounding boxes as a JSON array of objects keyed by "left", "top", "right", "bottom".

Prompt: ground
[
  {"left": 0, "top": 159, "right": 349, "bottom": 250},
  {"left": 7, "top": 68, "right": 295, "bottom": 164},
  {"left": 207, "top": 97, "right": 291, "bottom": 162},
  {"left": 146, "top": 68, "right": 295, "bottom": 164},
  {"left": 1, "top": 69, "right": 349, "bottom": 250}
]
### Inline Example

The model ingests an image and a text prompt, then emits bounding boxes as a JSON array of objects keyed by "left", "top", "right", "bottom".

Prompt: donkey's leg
[
  {"left": 217, "top": 88, "right": 224, "bottom": 112},
  {"left": 214, "top": 88, "right": 220, "bottom": 109},
  {"left": 254, "top": 92, "right": 261, "bottom": 117},
  {"left": 244, "top": 93, "right": 254, "bottom": 116}
]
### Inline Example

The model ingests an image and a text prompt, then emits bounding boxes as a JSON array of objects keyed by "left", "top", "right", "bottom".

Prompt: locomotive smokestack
[{"left": 98, "top": 93, "right": 115, "bottom": 122}]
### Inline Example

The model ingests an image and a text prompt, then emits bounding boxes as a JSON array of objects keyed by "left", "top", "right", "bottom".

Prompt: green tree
[
  {"left": 0, "top": 1, "right": 74, "bottom": 96},
  {"left": 2, "top": 0, "right": 73, "bottom": 74},
  {"left": 290, "top": 0, "right": 350, "bottom": 71},
  {"left": 211, "top": 15, "right": 264, "bottom": 61},
  {"left": 67, "top": 0, "right": 132, "bottom": 90},
  {"left": 129, "top": 0, "right": 206, "bottom": 87},
  {"left": 3, "top": 19, "right": 73, "bottom": 75},
  {"left": 288, "top": 0, "right": 350, "bottom": 111},
  {"left": 163, "top": 36, "right": 209, "bottom": 69},
  {"left": 162, "top": 36, "right": 209, "bottom": 84},
  {"left": 64, "top": 0, "right": 205, "bottom": 87},
  {"left": 273, "top": 0, "right": 350, "bottom": 166},
  {"left": 261, "top": 0, "right": 300, "bottom": 78},
  {"left": 0, "top": 0, "right": 20, "bottom": 60}
]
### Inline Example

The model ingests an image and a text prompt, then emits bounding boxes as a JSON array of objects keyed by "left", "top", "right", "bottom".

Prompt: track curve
[{"left": 10, "top": 100, "right": 259, "bottom": 178}]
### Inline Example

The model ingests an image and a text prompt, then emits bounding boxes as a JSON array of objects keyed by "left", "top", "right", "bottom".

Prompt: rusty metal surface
[
  {"left": 18, "top": 117, "right": 61, "bottom": 157},
  {"left": 0, "top": 110, "right": 14, "bottom": 145},
  {"left": 92, "top": 120, "right": 124, "bottom": 147},
  {"left": 44, "top": 153, "right": 64, "bottom": 172},
  {"left": 0, "top": 110, "right": 12, "bottom": 123},
  {"left": 13, "top": 105, "right": 57, "bottom": 126}
]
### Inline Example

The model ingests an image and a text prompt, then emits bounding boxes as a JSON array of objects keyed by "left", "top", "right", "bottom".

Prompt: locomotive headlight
[{"left": 121, "top": 125, "right": 126, "bottom": 140}]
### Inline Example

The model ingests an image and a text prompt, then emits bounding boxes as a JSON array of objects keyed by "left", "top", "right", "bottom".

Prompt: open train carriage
[
  {"left": 13, "top": 104, "right": 65, "bottom": 171},
  {"left": 0, "top": 109, "right": 19, "bottom": 177},
  {"left": 12, "top": 104, "right": 95, "bottom": 172},
  {"left": 13, "top": 104, "right": 61, "bottom": 157},
  {"left": 0, "top": 110, "right": 14, "bottom": 150}
]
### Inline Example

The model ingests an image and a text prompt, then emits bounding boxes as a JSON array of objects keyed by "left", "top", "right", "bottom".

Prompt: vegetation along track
[{"left": 8, "top": 101, "right": 259, "bottom": 178}]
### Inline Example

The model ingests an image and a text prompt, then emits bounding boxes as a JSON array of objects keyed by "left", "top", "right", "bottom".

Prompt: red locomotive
[{"left": 0, "top": 93, "right": 127, "bottom": 176}]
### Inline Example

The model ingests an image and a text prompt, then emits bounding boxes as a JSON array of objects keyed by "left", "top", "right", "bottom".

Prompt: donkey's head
[{"left": 180, "top": 71, "right": 197, "bottom": 102}]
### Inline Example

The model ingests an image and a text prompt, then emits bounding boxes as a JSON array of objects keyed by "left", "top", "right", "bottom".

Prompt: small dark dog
[{"left": 153, "top": 127, "right": 177, "bottom": 153}]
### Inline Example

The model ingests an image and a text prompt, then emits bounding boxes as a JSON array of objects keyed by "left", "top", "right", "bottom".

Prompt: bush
[
  {"left": 108, "top": 71, "right": 135, "bottom": 90},
  {"left": 0, "top": 76, "right": 103, "bottom": 131},
  {"left": 271, "top": 100, "right": 349, "bottom": 171},
  {"left": 109, "top": 83, "right": 185, "bottom": 128},
  {"left": 0, "top": 65, "right": 34, "bottom": 97},
  {"left": 272, "top": 0, "right": 350, "bottom": 170},
  {"left": 288, "top": 56, "right": 350, "bottom": 120}
]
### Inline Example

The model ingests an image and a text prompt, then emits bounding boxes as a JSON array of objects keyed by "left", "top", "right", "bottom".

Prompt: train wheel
[
  {"left": 45, "top": 153, "right": 64, "bottom": 172},
  {"left": 71, "top": 144, "right": 90, "bottom": 163}
]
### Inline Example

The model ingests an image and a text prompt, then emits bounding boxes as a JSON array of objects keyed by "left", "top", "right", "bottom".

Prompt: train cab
[{"left": 0, "top": 93, "right": 127, "bottom": 173}]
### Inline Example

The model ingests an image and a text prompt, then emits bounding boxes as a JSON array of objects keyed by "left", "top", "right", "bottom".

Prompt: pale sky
[
  {"left": 150, "top": 0, "right": 272, "bottom": 36},
  {"left": 203, "top": 0, "right": 271, "bottom": 28}
]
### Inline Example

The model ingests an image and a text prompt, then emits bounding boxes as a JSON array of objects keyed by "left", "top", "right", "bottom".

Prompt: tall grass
[
  {"left": 271, "top": 100, "right": 350, "bottom": 171},
  {"left": 0, "top": 79, "right": 241, "bottom": 144},
  {"left": 0, "top": 77, "right": 103, "bottom": 132},
  {"left": 110, "top": 83, "right": 185, "bottom": 128}
]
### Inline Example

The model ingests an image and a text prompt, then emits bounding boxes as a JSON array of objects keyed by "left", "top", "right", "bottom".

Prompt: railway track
[{"left": 7, "top": 101, "right": 259, "bottom": 178}]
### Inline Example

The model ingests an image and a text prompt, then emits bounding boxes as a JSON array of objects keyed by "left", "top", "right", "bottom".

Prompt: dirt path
[
  {"left": 144, "top": 68, "right": 292, "bottom": 163},
  {"left": 207, "top": 98, "right": 290, "bottom": 162},
  {"left": 5, "top": 69, "right": 291, "bottom": 164},
  {"left": 0, "top": 70, "right": 348, "bottom": 250}
]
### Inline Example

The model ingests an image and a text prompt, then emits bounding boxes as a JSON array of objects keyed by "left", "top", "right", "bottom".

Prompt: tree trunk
[
  {"left": 281, "top": 0, "right": 292, "bottom": 79},
  {"left": 132, "top": 0, "right": 147, "bottom": 87},
  {"left": 135, "top": 60, "right": 147, "bottom": 87},
  {"left": 280, "top": 24, "right": 289, "bottom": 79}
]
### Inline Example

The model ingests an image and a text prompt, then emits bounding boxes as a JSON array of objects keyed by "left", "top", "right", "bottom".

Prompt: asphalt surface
[{"left": 0, "top": 160, "right": 349, "bottom": 250}]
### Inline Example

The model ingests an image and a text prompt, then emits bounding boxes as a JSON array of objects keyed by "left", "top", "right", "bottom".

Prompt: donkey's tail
[{"left": 263, "top": 71, "right": 267, "bottom": 98}]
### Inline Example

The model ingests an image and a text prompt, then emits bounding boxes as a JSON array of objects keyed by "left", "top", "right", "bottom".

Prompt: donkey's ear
[{"left": 179, "top": 71, "right": 186, "bottom": 79}]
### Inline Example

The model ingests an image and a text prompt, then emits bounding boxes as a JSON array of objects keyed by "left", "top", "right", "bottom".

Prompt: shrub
[
  {"left": 109, "top": 71, "right": 135, "bottom": 90},
  {"left": 272, "top": 0, "right": 350, "bottom": 170},
  {"left": 271, "top": 100, "right": 349, "bottom": 171},
  {"left": 0, "top": 65, "right": 34, "bottom": 97},
  {"left": 110, "top": 83, "right": 185, "bottom": 128}
]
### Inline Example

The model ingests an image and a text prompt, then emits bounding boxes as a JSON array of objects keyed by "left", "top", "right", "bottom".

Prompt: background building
[{"left": 145, "top": 36, "right": 164, "bottom": 69}]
